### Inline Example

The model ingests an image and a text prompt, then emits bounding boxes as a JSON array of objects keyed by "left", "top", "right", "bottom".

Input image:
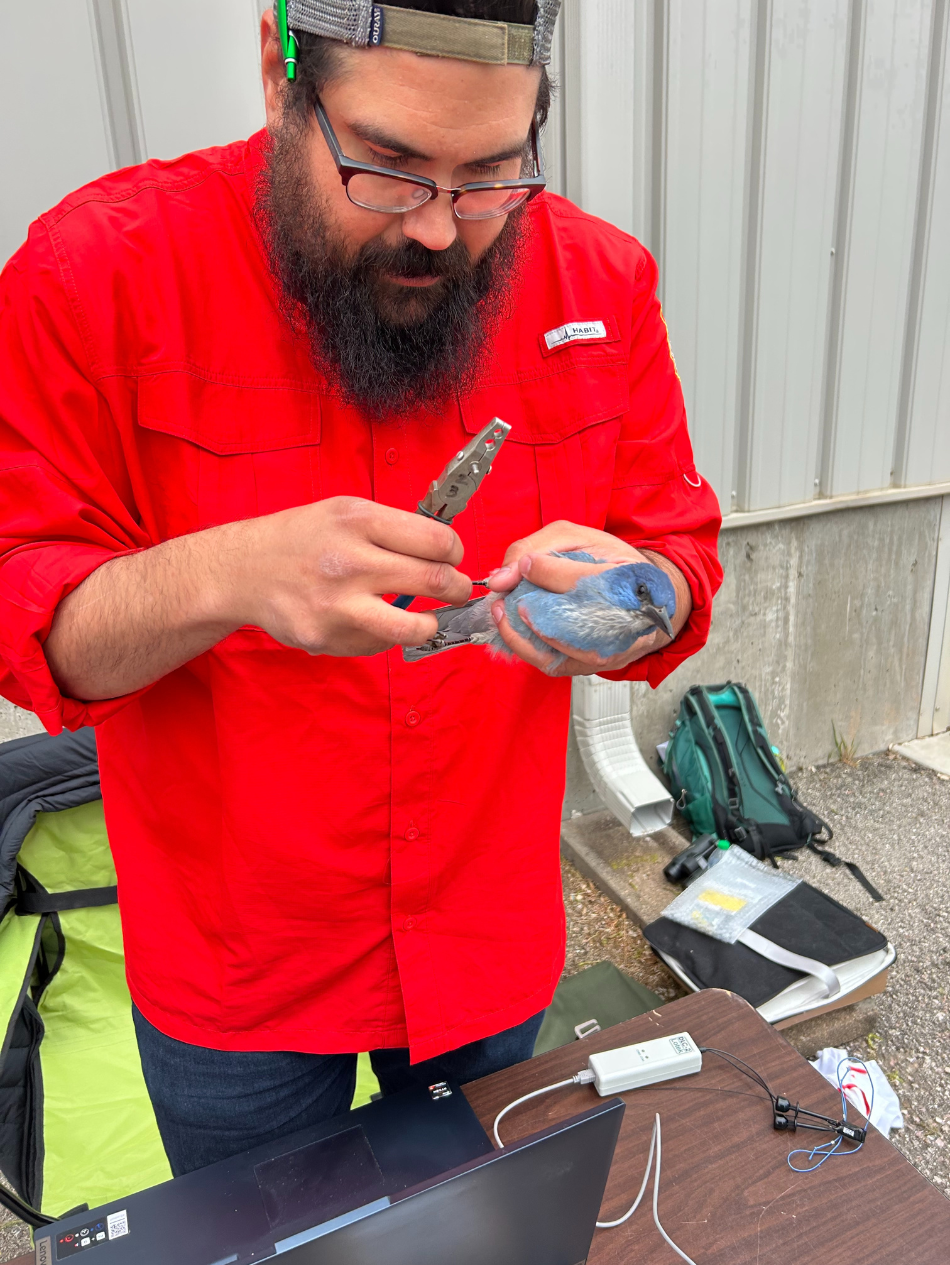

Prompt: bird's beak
[{"left": 643, "top": 605, "right": 675, "bottom": 639}]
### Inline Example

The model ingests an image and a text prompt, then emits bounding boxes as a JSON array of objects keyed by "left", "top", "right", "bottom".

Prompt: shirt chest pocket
[
  {"left": 459, "top": 358, "right": 628, "bottom": 571},
  {"left": 135, "top": 373, "right": 322, "bottom": 539}
]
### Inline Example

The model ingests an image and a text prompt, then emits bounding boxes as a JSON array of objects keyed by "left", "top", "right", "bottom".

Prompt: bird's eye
[{"left": 636, "top": 583, "right": 650, "bottom": 599}]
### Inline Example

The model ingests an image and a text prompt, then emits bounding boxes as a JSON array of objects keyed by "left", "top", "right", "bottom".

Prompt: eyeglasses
[{"left": 314, "top": 97, "right": 546, "bottom": 221}]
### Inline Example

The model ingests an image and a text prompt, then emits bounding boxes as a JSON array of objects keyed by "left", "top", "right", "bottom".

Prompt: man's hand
[
  {"left": 485, "top": 522, "right": 692, "bottom": 678},
  {"left": 46, "top": 497, "right": 471, "bottom": 701},
  {"left": 235, "top": 497, "right": 470, "bottom": 656}
]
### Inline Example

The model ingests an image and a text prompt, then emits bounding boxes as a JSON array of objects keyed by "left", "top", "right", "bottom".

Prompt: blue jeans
[{"left": 132, "top": 1004, "right": 544, "bottom": 1176}]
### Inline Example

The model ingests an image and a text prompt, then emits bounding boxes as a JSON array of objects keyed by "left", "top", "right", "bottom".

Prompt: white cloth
[{"left": 809, "top": 1047, "right": 904, "bottom": 1136}]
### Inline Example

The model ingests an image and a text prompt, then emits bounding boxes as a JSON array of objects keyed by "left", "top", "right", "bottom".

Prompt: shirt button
[
  {"left": 404, "top": 825, "right": 420, "bottom": 841},
  {"left": 385, "top": 447, "right": 398, "bottom": 465},
  {"left": 403, "top": 916, "right": 417, "bottom": 931},
  {"left": 405, "top": 709, "right": 421, "bottom": 727}
]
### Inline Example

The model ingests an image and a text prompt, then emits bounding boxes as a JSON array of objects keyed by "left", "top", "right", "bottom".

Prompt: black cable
[
  {"left": 698, "top": 1047, "right": 777, "bottom": 1104},
  {"left": 0, "top": 1183, "right": 55, "bottom": 1228},
  {"left": 698, "top": 1045, "right": 862, "bottom": 1146}
]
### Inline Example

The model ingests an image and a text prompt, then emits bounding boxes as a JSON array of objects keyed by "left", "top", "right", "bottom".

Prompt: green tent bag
[
  {"left": 534, "top": 962, "right": 663, "bottom": 1055},
  {"left": 0, "top": 799, "right": 169, "bottom": 1226}
]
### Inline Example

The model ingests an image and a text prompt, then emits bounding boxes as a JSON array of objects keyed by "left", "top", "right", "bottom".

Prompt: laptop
[{"left": 37, "top": 1081, "right": 624, "bottom": 1265}]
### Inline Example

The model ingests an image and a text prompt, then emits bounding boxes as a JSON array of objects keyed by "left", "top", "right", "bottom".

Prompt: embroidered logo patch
[
  {"left": 369, "top": 6, "right": 385, "bottom": 45},
  {"left": 543, "top": 320, "right": 608, "bottom": 351}
]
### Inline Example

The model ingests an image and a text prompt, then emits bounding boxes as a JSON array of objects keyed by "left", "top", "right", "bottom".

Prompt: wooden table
[
  {"left": 463, "top": 989, "right": 950, "bottom": 1264},
  {"left": 12, "top": 993, "right": 946, "bottom": 1265}
]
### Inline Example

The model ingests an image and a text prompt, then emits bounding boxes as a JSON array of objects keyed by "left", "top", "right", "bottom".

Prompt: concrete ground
[
  {"left": 561, "top": 856, "right": 685, "bottom": 1003},
  {"left": 0, "top": 1220, "right": 30, "bottom": 1262},
  {"left": 788, "top": 751, "right": 950, "bottom": 1193}
]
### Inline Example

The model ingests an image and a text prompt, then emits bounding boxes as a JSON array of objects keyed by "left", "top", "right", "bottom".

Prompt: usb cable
[
  {"left": 493, "top": 1075, "right": 697, "bottom": 1263},
  {"left": 492, "top": 1072, "right": 594, "bottom": 1148}
]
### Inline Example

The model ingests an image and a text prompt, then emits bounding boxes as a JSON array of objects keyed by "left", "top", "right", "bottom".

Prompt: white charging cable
[
  {"left": 492, "top": 1072, "right": 594, "bottom": 1148},
  {"left": 493, "top": 1083, "right": 697, "bottom": 1264},
  {"left": 597, "top": 1113, "right": 697, "bottom": 1263}
]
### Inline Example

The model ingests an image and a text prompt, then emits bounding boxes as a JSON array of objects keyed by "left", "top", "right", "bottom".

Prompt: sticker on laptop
[
  {"left": 540, "top": 317, "right": 619, "bottom": 356},
  {"left": 107, "top": 1211, "right": 129, "bottom": 1240}
]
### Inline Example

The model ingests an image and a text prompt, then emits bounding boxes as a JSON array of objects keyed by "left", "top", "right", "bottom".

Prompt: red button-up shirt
[{"left": 0, "top": 135, "right": 722, "bottom": 1060}]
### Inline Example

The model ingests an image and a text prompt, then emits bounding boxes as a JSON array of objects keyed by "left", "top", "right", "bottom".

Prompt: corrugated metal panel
[
  {"left": 824, "top": 0, "right": 935, "bottom": 497},
  {"left": 123, "top": 0, "right": 264, "bottom": 160},
  {"left": 2, "top": 0, "right": 949, "bottom": 521},
  {"left": 662, "top": 2, "right": 752, "bottom": 513},
  {"left": 0, "top": 0, "right": 263, "bottom": 267},
  {"left": 904, "top": 3, "right": 950, "bottom": 486},
  {"left": 556, "top": 0, "right": 650, "bottom": 238},
  {"left": 742, "top": 0, "right": 849, "bottom": 511},
  {"left": 0, "top": 1, "right": 113, "bottom": 264},
  {"left": 557, "top": 0, "right": 950, "bottom": 515}
]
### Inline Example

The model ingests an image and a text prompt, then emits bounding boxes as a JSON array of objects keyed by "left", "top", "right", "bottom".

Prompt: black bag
[{"left": 645, "top": 884, "right": 888, "bottom": 1010}]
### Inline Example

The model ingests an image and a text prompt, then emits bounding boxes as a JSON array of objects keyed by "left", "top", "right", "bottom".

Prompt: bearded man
[{"left": 0, "top": 0, "right": 721, "bottom": 1175}]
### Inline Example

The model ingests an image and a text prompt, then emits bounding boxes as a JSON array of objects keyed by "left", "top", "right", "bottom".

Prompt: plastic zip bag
[{"left": 661, "top": 846, "right": 800, "bottom": 944}]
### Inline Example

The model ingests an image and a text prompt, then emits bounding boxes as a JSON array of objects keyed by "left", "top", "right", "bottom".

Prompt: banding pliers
[{"left": 392, "top": 417, "right": 510, "bottom": 611}]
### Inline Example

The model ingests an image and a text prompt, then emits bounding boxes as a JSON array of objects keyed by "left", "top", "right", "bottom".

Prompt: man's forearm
[
  {"left": 43, "top": 497, "right": 471, "bottom": 704},
  {"left": 45, "top": 526, "right": 243, "bottom": 702}
]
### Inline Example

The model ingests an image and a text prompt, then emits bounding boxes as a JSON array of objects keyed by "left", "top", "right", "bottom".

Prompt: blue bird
[
  {"left": 494, "top": 550, "right": 676, "bottom": 664},
  {"left": 408, "top": 551, "right": 676, "bottom": 669}
]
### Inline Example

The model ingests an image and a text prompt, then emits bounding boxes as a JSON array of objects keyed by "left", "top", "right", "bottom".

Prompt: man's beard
[{"left": 256, "top": 122, "right": 527, "bottom": 418}]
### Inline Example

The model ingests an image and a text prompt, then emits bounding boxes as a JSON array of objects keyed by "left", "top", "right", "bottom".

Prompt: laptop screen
[{"left": 287, "top": 1099, "right": 625, "bottom": 1265}]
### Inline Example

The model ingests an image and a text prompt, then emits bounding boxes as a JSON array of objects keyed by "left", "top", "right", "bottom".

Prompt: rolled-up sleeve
[
  {"left": 0, "top": 227, "right": 147, "bottom": 732},
  {"left": 603, "top": 250, "right": 723, "bottom": 687}
]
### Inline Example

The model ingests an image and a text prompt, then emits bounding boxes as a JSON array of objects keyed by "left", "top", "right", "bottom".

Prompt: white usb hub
[{"left": 587, "top": 1031, "right": 702, "bottom": 1095}]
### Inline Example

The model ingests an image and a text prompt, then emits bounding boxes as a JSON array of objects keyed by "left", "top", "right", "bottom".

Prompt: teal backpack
[{"left": 662, "top": 683, "right": 882, "bottom": 901}]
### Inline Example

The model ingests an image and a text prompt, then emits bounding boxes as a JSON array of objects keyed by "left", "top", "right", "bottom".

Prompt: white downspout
[{"left": 571, "top": 676, "right": 673, "bottom": 836}]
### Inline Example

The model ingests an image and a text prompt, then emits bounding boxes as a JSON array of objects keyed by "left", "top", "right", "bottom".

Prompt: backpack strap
[
  {"left": 687, "top": 688, "right": 743, "bottom": 816},
  {"left": 805, "top": 841, "right": 884, "bottom": 902},
  {"left": 14, "top": 866, "right": 118, "bottom": 916},
  {"left": 731, "top": 684, "right": 792, "bottom": 788},
  {"left": 15, "top": 887, "right": 117, "bottom": 915},
  {"left": 738, "top": 929, "right": 841, "bottom": 998},
  {"left": 687, "top": 688, "right": 778, "bottom": 864},
  {"left": 730, "top": 684, "right": 883, "bottom": 896}
]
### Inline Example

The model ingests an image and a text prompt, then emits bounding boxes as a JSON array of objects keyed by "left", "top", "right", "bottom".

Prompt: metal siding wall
[
  {"left": 559, "top": 0, "right": 644, "bottom": 238},
  {"left": 3, "top": 1, "right": 949, "bottom": 517},
  {"left": 556, "top": 0, "right": 950, "bottom": 516},
  {"left": 905, "top": 10, "right": 950, "bottom": 487},
  {"left": 0, "top": 0, "right": 113, "bottom": 264},
  {"left": 0, "top": 0, "right": 264, "bottom": 267},
  {"left": 743, "top": 0, "right": 849, "bottom": 510},
  {"left": 662, "top": 1, "right": 752, "bottom": 513},
  {"left": 123, "top": 0, "right": 264, "bottom": 159},
  {"left": 543, "top": 7, "right": 567, "bottom": 198},
  {"left": 826, "top": 0, "right": 935, "bottom": 497}
]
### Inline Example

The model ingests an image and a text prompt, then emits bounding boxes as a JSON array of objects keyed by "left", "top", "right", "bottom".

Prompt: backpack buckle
[{"left": 574, "top": 1019, "right": 602, "bottom": 1040}]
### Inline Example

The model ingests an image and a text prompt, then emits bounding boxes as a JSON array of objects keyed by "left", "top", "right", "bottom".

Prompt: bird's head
[{"left": 597, "top": 562, "right": 677, "bottom": 638}]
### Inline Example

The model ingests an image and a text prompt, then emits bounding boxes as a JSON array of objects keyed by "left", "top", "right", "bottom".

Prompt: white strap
[{"left": 738, "top": 929, "right": 841, "bottom": 998}]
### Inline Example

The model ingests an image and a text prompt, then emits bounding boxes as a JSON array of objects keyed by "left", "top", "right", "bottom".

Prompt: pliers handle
[{"left": 393, "top": 417, "right": 510, "bottom": 610}]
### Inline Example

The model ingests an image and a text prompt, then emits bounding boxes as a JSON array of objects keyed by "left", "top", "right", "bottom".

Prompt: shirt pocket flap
[
  {"left": 137, "top": 373, "right": 321, "bottom": 454},
  {"left": 459, "top": 359, "right": 628, "bottom": 446}
]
